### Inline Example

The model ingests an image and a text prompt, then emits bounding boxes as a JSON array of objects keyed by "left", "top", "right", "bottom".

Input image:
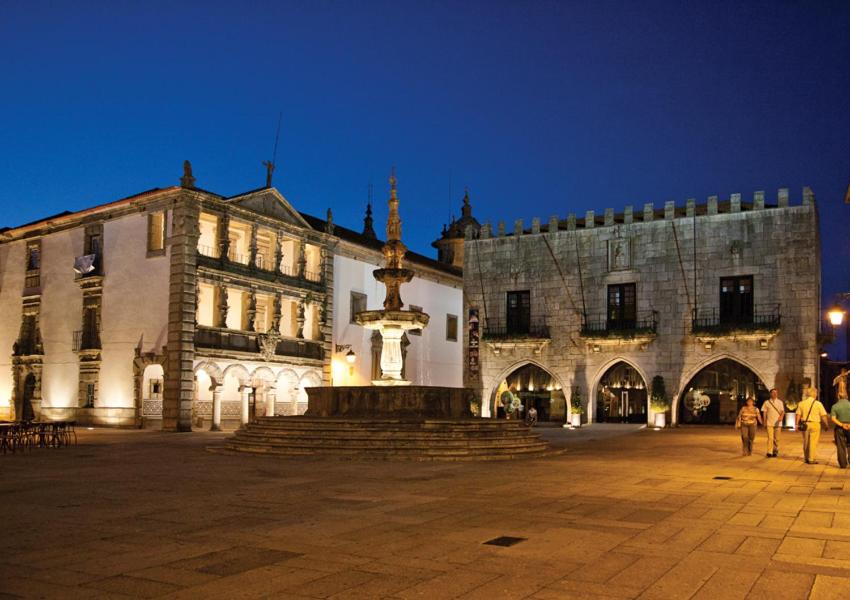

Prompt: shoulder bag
[{"left": 799, "top": 401, "right": 815, "bottom": 432}]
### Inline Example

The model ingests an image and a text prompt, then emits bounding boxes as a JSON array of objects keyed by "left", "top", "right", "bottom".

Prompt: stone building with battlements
[{"left": 463, "top": 188, "right": 821, "bottom": 426}]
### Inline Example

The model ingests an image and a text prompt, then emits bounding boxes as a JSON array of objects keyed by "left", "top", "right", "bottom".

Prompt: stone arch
[
  {"left": 294, "top": 370, "right": 323, "bottom": 415},
  {"left": 275, "top": 368, "right": 299, "bottom": 415},
  {"left": 222, "top": 363, "right": 250, "bottom": 385},
  {"left": 194, "top": 360, "right": 223, "bottom": 386},
  {"left": 676, "top": 355, "right": 771, "bottom": 425},
  {"left": 251, "top": 366, "right": 276, "bottom": 386},
  {"left": 589, "top": 358, "right": 650, "bottom": 424},
  {"left": 485, "top": 359, "right": 567, "bottom": 419}
]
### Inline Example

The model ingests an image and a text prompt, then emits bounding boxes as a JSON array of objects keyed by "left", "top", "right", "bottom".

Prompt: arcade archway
[
  {"left": 678, "top": 358, "right": 769, "bottom": 425},
  {"left": 492, "top": 363, "right": 566, "bottom": 422},
  {"left": 595, "top": 362, "right": 648, "bottom": 423}
]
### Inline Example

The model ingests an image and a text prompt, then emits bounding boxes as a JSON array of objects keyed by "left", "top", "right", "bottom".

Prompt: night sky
[{"left": 1, "top": 1, "right": 848, "bottom": 357}]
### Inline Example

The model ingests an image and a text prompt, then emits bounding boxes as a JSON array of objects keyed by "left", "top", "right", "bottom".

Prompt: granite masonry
[{"left": 463, "top": 188, "right": 820, "bottom": 425}]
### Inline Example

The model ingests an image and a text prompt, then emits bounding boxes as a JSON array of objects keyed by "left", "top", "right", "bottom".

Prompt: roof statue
[
  {"left": 362, "top": 201, "right": 376, "bottom": 239},
  {"left": 263, "top": 160, "right": 275, "bottom": 188},
  {"left": 180, "top": 160, "right": 196, "bottom": 189}
]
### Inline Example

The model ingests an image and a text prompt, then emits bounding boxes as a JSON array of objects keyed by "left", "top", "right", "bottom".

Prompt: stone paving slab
[{"left": 2, "top": 426, "right": 850, "bottom": 598}]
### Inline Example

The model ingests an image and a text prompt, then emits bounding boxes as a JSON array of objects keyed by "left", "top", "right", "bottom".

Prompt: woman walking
[{"left": 736, "top": 397, "right": 763, "bottom": 456}]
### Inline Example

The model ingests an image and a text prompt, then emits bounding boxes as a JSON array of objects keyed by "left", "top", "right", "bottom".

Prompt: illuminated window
[{"left": 147, "top": 211, "right": 166, "bottom": 253}]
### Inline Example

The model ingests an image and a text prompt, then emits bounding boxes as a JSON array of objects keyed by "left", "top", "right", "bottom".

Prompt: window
[
  {"left": 409, "top": 305, "right": 423, "bottom": 336},
  {"left": 147, "top": 211, "right": 166, "bottom": 253},
  {"left": 719, "top": 276, "right": 753, "bottom": 324},
  {"left": 85, "top": 383, "right": 95, "bottom": 408},
  {"left": 81, "top": 306, "right": 100, "bottom": 349},
  {"left": 149, "top": 379, "right": 163, "bottom": 399},
  {"left": 26, "top": 244, "right": 40, "bottom": 270},
  {"left": 607, "top": 283, "right": 636, "bottom": 330},
  {"left": 506, "top": 291, "right": 530, "bottom": 334},
  {"left": 350, "top": 292, "right": 367, "bottom": 324},
  {"left": 446, "top": 314, "right": 458, "bottom": 342}
]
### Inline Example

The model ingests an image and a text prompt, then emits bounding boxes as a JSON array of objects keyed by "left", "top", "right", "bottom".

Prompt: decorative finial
[
  {"left": 462, "top": 187, "right": 472, "bottom": 217},
  {"left": 325, "top": 208, "right": 334, "bottom": 235},
  {"left": 180, "top": 160, "right": 196, "bottom": 189},
  {"left": 386, "top": 167, "right": 401, "bottom": 242},
  {"left": 263, "top": 160, "right": 275, "bottom": 188},
  {"left": 363, "top": 198, "right": 376, "bottom": 239}
]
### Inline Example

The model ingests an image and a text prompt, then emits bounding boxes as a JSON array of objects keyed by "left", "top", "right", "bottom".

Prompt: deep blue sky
[{"left": 2, "top": 1, "right": 848, "bottom": 357}]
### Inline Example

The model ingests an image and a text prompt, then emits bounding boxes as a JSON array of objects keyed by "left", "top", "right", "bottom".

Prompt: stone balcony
[
  {"left": 482, "top": 318, "right": 551, "bottom": 355},
  {"left": 194, "top": 326, "right": 323, "bottom": 361},
  {"left": 196, "top": 249, "right": 324, "bottom": 291},
  {"left": 691, "top": 304, "right": 781, "bottom": 339}
]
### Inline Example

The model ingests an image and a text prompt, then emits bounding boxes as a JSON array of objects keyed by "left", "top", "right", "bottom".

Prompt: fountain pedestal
[{"left": 355, "top": 309, "right": 429, "bottom": 386}]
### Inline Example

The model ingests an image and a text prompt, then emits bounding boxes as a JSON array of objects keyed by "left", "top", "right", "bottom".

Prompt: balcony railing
[
  {"left": 304, "top": 270, "right": 322, "bottom": 283},
  {"left": 23, "top": 272, "right": 40, "bottom": 291},
  {"left": 72, "top": 330, "right": 101, "bottom": 352},
  {"left": 194, "top": 326, "right": 323, "bottom": 360},
  {"left": 198, "top": 244, "right": 220, "bottom": 259},
  {"left": 691, "top": 304, "right": 781, "bottom": 335},
  {"left": 580, "top": 310, "right": 658, "bottom": 339},
  {"left": 482, "top": 317, "right": 550, "bottom": 340},
  {"left": 13, "top": 338, "right": 42, "bottom": 357},
  {"left": 227, "top": 250, "right": 250, "bottom": 266}
]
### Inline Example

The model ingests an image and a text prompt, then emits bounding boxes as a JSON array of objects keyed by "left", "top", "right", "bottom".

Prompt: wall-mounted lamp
[{"left": 335, "top": 344, "right": 357, "bottom": 374}]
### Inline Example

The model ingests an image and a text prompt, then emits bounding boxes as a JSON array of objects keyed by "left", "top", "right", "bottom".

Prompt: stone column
[
  {"left": 240, "top": 385, "right": 250, "bottom": 425},
  {"left": 211, "top": 385, "right": 222, "bottom": 431},
  {"left": 247, "top": 290, "right": 257, "bottom": 332},
  {"left": 265, "top": 385, "right": 275, "bottom": 417},
  {"left": 297, "top": 241, "right": 306, "bottom": 278},
  {"left": 296, "top": 299, "right": 305, "bottom": 339},
  {"left": 162, "top": 193, "right": 200, "bottom": 432},
  {"left": 217, "top": 286, "right": 229, "bottom": 328},
  {"left": 275, "top": 231, "right": 284, "bottom": 273},
  {"left": 249, "top": 224, "right": 258, "bottom": 268},
  {"left": 272, "top": 293, "right": 282, "bottom": 331},
  {"left": 217, "top": 213, "right": 230, "bottom": 260}
]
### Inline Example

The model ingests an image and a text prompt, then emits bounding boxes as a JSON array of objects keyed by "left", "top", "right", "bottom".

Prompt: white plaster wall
[
  {"left": 0, "top": 242, "right": 27, "bottom": 411},
  {"left": 100, "top": 211, "right": 171, "bottom": 409},
  {"left": 39, "top": 228, "right": 84, "bottom": 408},
  {"left": 331, "top": 253, "right": 463, "bottom": 387}
]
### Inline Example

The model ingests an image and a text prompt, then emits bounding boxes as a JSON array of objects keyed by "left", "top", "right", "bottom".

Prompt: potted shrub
[
  {"left": 649, "top": 375, "right": 670, "bottom": 428},
  {"left": 570, "top": 387, "right": 583, "bottom": 428}
]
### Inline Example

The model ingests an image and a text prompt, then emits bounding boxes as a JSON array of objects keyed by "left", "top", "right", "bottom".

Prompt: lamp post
[{"left": 827, "top": 299, "right": 849, "bottom": 362}]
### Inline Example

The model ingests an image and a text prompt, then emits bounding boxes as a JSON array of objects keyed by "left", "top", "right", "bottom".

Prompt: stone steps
[{"left": 221, "top": 416, "right": 556, "bottom": 461}]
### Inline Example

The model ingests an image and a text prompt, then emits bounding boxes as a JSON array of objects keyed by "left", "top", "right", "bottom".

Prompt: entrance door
[
  {"left": 719, "top": 276, "right": 753, "bottom": 325},
  {"left": 21, "top": 374, "right": 36, "bottom": 422},
  {"left": 506, "top": 291, "right": 530, "bottom": 335}
]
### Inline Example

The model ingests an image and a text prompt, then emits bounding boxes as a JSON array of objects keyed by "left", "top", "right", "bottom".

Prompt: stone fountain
[
  {"left": 354, "top": 170, "right": 429, "bottom": 385},
  {"left": 221, "top": 171, "right": 555, "bottom": 460}
]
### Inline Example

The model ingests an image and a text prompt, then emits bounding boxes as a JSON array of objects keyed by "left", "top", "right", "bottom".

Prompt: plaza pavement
[{"left": 2, "top": 424, "right": 850, "bottom": 599}]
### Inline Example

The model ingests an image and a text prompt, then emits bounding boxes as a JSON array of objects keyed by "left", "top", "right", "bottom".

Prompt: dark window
[
  {"left": 607, "top": 283, "right": 636, "bottom": 330},
  {"left": 719, "top": 276, "right": 753, "bottom": 324},
  {"left": 350, "top": 291, "right": 367, "bottom": 324},
  {"left": 506, "top": 291, "right": 531, "bottom": 334},
  {"left": 85, "top": 383, "right": 95, "bottom": 408},
  {"left": 26, "top": 244, "right": 40, "bottom": 271},
  {"left": 147, "top": 212, "right": 166, "bottom": 253},
  {"left": 446, "top": 314, "right": 458, "bottom": 342},
  {"left": 82, "top": 307, "right": 100, "bottom": 349}
]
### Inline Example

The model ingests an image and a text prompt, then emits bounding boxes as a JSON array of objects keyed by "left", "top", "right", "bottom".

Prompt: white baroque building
[{"left": 0, "top": 165, "right": 462, "bottom": 430}]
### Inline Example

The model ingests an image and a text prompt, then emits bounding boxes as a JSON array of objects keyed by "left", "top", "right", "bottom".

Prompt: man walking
[
  {"left": 831, "top": 393, "right": 850, "bottom": 468},
  {"left": 762, "top": 389, "right": 785, "bottom": 457},
  {"left": 796, "top": 387, "right": 829, "bottom": 465}
]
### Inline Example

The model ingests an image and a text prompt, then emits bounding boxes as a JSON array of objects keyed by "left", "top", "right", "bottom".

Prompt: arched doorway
[
  {"left": 491, "top": 363, "right": 566, "bottom": 422},
  {"left": 678, "top": 358, "right": 769, "bottom": 425},
  {"left": 595, "top": 362, "right": 648, "bottom": 423}
]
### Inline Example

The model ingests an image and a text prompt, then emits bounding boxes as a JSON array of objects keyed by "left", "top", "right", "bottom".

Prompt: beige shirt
[
  {"left": 797, "top": 398, "right": 827, "bottom": 423},
  {"left": 761, "top": 398, "right": 785, "bottom": 427}
]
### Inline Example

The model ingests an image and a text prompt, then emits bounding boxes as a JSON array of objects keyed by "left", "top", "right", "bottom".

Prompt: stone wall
[{"left": 463, "top": 189, "right": 820, "bottom": 423}]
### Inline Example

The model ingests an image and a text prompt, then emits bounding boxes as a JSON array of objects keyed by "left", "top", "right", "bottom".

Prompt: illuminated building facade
[{"left": 0, "top": 166, "right": 462, "bottom": 429}]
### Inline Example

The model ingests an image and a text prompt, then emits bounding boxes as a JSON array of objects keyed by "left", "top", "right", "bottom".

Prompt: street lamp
[
  {"left": 335, "top": 344, "right": 357, "bottom": 376},
  {"left": 827, "top": 298, "right": 850, "bottom": 362}
]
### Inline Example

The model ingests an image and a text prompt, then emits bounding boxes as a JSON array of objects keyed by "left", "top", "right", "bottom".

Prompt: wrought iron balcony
[
  {"left": 580, "top": 310, "right": 658, "bottom": 339},
  {"left": 482, "top": 317, "right": 550, "bottom": 341},
  {"left": 73, "top": 330, "right": 101, "bottom": 352},
  {"left": 691, "top": 304, "right": 781, "bottom": 336},
  {"left": 194, "top": 326, "right": 323, "bottom": 360}
]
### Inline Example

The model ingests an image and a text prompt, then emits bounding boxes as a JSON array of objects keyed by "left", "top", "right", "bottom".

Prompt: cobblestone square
[{"left": 3, "top": 426, "right": 850, "bottom": 599}]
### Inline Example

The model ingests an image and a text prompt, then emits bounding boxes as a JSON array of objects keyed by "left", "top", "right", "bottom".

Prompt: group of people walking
[{"left": 735, "top": 384, "right": 850, "bottom": 467}]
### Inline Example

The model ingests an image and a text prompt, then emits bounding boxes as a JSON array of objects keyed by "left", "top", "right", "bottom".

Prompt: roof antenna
[
  {"left": 448, "top": 170, "right": 453, "bottom": 225},
  {"left": 263, "top": 111, "right": 282, "bottom": 188}
]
